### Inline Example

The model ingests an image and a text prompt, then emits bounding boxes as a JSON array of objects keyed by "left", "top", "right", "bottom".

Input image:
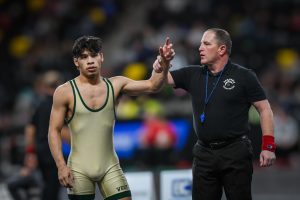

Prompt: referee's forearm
[{"left": 259, "top": 108, "right": 274, "bottom": 136}]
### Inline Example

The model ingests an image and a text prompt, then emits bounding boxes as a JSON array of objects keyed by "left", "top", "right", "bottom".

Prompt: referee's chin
[{"left": 199, "top": 58, "right": 207, "bottom": 65}]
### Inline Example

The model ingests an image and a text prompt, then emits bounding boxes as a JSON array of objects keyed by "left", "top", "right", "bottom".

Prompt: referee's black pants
[{"left": 192, "top": 137, "right": 253, "bottom": 200}]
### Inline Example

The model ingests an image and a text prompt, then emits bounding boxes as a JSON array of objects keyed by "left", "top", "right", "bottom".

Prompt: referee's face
[{"left": 199, "top": 31, "right": 220, "bottom": 65}]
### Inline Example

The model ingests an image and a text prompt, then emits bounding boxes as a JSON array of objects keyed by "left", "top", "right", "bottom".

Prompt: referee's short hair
[{"left": 207, "top": 28, "right": 232, "bottom": 55}]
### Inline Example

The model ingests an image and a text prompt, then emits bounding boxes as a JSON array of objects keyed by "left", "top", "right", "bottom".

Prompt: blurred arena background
[{"left": 0, "top": 0, "right": 300, "bottom": 199}]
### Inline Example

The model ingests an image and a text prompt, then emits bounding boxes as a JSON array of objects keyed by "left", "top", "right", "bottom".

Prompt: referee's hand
[
  {"left": 159, "top": 37, "right": 175, "bottom": 63},
  {"left": 260, "top": 150, "right": 276, "bottom": 167},
  {"left": 154, "top": 37, "right": 175, "bottom": 73}
]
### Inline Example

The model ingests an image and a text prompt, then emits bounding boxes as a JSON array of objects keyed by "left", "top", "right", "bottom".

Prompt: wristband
[
  {"left": 25, "top": 145, "right": 35, "bottom": 153},
  {"left": 262, "top": 135, "right": 276, "bottom": 152}
]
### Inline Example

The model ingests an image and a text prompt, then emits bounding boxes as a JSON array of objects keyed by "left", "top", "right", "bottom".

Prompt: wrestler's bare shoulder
[
  {"left": 108, "top": 76, "right": 129, "bottom": 88},
  {"left": 107, "top": 76, "right": 129, "bottom": 96},
  {"left": 53, "top": 81, "right": 73, "bottom": 102}
]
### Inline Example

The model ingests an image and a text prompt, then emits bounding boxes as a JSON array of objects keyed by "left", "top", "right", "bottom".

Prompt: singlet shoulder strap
[
  {"left": 66, "top": 79, "right": 76, "bottom": 123},
  {"left": 103, "top": 78, "right": 117, "bottom": 120}
]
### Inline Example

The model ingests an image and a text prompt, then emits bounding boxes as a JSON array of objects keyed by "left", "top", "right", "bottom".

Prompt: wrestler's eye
[
  {"left": 79, "top": 54, "right": 88, "bottom": 59},
  {"left": 90, "top": 52, "right": 98, "bottom": 57}
]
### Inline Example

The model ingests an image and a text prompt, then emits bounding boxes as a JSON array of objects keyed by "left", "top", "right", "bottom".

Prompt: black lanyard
[{"left": 200, "top": 67, "right": 225, "bottom": 123}]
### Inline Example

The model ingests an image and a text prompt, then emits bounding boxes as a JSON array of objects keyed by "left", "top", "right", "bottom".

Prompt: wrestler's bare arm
[{"left": 48, "top": 83, "right": 74, "bottom": 188}]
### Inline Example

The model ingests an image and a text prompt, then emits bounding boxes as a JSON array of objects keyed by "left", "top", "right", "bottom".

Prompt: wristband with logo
[{"left": 262, "top": 135, "right": 276, "bottom": 152}]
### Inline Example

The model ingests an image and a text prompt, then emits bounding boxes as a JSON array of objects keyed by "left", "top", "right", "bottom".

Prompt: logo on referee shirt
[{"left": 223, "top": 78, "right": 235, "bottom": 90}]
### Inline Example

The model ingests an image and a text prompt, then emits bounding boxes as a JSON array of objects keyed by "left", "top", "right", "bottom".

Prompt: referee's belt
[{"left": 197, "top": 135, "right": 247, "bottom": 149}]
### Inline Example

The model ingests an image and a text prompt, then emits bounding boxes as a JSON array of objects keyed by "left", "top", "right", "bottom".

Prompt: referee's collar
[{"left": 202, "top": 60, "right": 232, "bottom": 76}]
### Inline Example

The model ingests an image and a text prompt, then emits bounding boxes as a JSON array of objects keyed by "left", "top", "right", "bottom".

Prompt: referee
[{"left": 154, "top": 28, "right": 276, "bottom": 200}]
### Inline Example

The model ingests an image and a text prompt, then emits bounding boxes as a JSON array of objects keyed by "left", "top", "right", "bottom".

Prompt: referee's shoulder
[
  {"left": 187, "top": 64, "right": 203, "bottom": 69},
  {"left": 230, "top": 62, "right": 253, "bottom": 73},
  {"left": 172, "top": 64, "right": 202, "bottom": 71}
]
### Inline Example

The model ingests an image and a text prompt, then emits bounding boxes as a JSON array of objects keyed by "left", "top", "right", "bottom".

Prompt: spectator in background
[
  {"left": 6, "top": 151, "right": 41, "bottom": 200},
  {"left": 272, "top": 102, "right": 299, "bottom": 167},
  {"left": 154, "top": 28, "right": 276, "bottom": 200},
  {"left": 25, "top": 70, "right": 67, "bottom": 200},
  {"left": 138, "top": 96, "right": 177, "bottom": 167}
]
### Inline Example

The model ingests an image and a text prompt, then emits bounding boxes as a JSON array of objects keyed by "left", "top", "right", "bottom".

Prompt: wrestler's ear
[
  {"left": 100, "top": 53, "right": 104, "bottom": 62},
  {"left": 73, "top": 57, "right": 79, "bottom": 70}
]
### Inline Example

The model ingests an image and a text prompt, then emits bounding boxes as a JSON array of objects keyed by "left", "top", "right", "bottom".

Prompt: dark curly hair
[{"left": 72, "top": 36, "right": 102, "bottom": 58}]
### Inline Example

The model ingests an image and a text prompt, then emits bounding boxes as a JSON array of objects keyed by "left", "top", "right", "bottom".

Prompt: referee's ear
[{"left": 218, "top": 44, "right": 227, "bottom": 56}]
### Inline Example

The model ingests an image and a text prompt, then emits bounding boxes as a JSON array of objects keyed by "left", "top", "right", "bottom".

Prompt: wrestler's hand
[
  {"left": 153, "top": 37, "right": 175, "bottom": 73},
  {"left": 58, "top": 165, "right": 74, "bottom": 188},
  {"left": 260, "top": 150, "right": 276, "bottom": 167},
  {"left": 153, "top": 57, "right": 163, "bottom": 73}
]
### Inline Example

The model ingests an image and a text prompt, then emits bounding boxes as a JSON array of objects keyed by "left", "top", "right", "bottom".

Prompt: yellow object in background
[
  {"left": 89, "top": 7, "right": 106, "bottom": 25},
  {"left": 9, "top": 35, "right": 32, "bottom": 58},
  {"left": 117, "top": 97, "right": 140, "bottom": 120},
  {"left": 142, "top": 98, "right": 164, "bottom": 117},
  {"left": 123, "top": 62, "right": 147, "bottom": 80},
  {"left": 27, "top": 0, "right": 45, "bottom": 12},
  {"left": 276, "top": 48, "right": 298, "bottom": 71}
]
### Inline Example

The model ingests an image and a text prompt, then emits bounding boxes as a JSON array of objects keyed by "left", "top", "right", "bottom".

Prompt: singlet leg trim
[
  {"left": 68, "top": 194, "right": 95, "bottom": 200},
  {"left": 105, "top": 191, "right": 131, "bottom": 200}
]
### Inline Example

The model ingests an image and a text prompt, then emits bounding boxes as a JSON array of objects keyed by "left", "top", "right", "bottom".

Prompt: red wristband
[
  {"left": 25, "top": 145, "right": 35, "bottom": 153},
  {"left": 262, "top": 135, "right": 276, "bottom": 152}
]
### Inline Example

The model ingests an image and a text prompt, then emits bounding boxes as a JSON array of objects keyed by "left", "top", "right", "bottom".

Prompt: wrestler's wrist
[
  {"left": 56, "top": 159, "right": 67, "bottom": 168},
  {"left": 262, "top": 135, "right": 276, "bottom": 152}
]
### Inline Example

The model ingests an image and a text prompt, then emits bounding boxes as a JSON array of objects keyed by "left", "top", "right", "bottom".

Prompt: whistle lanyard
[{"left": 200, "top": 67, "right": 225, "bottom": 123}]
